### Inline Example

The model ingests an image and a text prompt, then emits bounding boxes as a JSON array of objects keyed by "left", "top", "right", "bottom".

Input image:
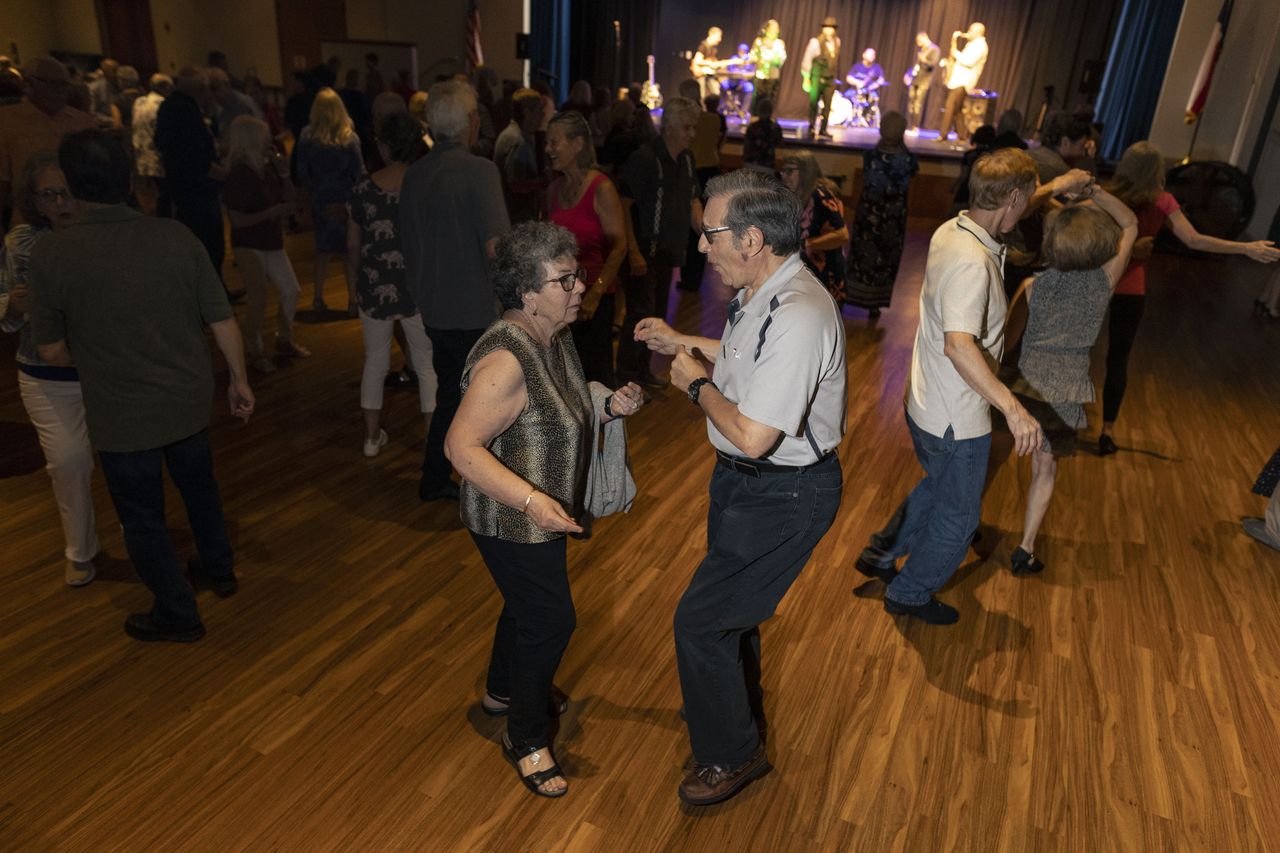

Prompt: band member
[
  {"left": 938, "top": 22, "right": 988, "bottom": 141},
  {"left": 721, "top": 44, "right": 756, "bottom": 121},
  {"left": 845, "top": 48, "right": 887, "bottom": 128},
  {"left": 750, "top": 20, "right": 787, "bottom": 113},
  {"left": 801, "top": 16, "right": 841, "bottom": 139},
  {"left": 690, "top": 27, "right": 725, "bottom": 100},
  {"left": 903, "top": 31, "right": 941, "bottom": 131}
]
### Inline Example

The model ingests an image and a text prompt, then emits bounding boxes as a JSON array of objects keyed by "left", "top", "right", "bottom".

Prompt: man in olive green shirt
[{"left": 30, "top": 129, "right": 254, "bottom": 642}]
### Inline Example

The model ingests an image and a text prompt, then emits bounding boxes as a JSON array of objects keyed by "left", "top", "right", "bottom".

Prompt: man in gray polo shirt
[
  {"left": 855, "top": 149, "right": 1090, "bottom": 624},
  {"left": 637, "top": 169, "right": 846, "bottom": 806},
  {"left": 401, "top": 80, "right": 510, "bottom": 502}
]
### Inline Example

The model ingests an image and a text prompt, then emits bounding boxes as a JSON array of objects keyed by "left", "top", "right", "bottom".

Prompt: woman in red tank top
[
  {"left": 1096, "top": 142, "right": 1280, "bottom": 456},
  {"left": 546, "top": 111, "right": 628, "bottom": 385}
]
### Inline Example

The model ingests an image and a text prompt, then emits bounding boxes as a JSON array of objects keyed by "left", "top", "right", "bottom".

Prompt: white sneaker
[
  {"left": 363, "top": 429, "right": 389, "bottom": 458},
  {"left": 65, "top": 560, "right": 96, "bottom": 587}
]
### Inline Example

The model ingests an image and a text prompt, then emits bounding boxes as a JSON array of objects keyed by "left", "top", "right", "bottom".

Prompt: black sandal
[
  {"left": 1010, "top": 546, "right": 1046, "bottom": 575},
  {"left": 501, "top": 736, "right": 567, "bottom": 798},
  {"left": 481, "top": 688, "right": 569, "bottom": 718}
]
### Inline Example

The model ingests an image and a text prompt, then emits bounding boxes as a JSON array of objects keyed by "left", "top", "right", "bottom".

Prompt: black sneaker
[
  {"left": 1097, "top": 434, "right": 1118, "bottom": 456},
  {"left": 124, "top": 612, "right": 206, "bottom": 643},
  {"left": 188, "top": 557, "right": 238, "bottom": 598},
  {"left": 854, "top": 554, "right": 897, "bottom": 585},
  {"left": 884, "top": 596, "right": 959, "bottom": 625}
]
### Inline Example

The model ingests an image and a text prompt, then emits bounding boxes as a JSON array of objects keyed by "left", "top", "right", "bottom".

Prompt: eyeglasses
[
  {"left": 545, "top": 267, "right": 585, "bottom": 291},
  {"left": 702, "top": 225, "right": 732, "bottom": 242},
  {"left": 779, "top": 165, "right": 799, "bottom": 174},
  {"left": 36, "top": 187, "right": 72, "bottom": 203}
]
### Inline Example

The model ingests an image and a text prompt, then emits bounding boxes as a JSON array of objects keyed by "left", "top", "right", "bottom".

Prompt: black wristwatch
[{"left": 688, "top": 377, "right": 714, "bottom": 405}]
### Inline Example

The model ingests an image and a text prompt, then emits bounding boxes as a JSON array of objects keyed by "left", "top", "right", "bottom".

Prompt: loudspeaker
[
  {"left": 516, "top": 33, "right": 530, "bottom": 60},
  {"left": 962, "top": 93, "right": 997, "bottom": 134}
]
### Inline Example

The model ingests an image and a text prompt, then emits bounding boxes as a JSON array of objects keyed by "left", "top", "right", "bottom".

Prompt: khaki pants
[{"left": 233, "top": 247, "right": 300, "bottom": 358}]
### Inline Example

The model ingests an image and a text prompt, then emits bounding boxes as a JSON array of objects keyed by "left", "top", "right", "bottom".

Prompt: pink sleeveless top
[{"left": 549, "top": 172, "right": 614, "bottom": 293}]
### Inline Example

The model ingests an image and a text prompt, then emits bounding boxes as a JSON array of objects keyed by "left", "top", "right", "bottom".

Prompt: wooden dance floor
[{"left": 1, "top": 226, "right": 1278, "bottom": 850}]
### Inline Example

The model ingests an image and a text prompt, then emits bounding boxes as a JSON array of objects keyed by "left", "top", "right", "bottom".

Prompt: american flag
[
  {"left": 1185, "top": 0, "right": 1233, "bottom": 124},
  {"left": 466, "top": 1, "right": 485, "bottom": 71}
]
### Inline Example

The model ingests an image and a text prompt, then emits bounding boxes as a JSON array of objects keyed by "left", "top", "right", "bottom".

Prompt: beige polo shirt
[
  {"left": 709, "top": 253, "right": 848, "bottom": 465},
  {"left": 905, "top": 213, "right": 1007, "bottom": 440}
]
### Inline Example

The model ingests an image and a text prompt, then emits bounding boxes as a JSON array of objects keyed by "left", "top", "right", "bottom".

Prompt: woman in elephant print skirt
[{"left": 346, "top": 112, "right": 439, "bottom": 458}]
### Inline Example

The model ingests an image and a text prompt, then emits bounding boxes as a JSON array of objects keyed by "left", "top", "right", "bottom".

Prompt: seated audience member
[
  {"left": 1, "top": 152, "right": 100, "bottom": 586},
  {"left": 348, "top": 112, "right": 439, "bottom": 457},
  {"left": 742, "top": 98, "right": 783, "bottom": 172},
  {"left": 443, "top": 220, "right": 644, "bottom": 799},
  {"left": 546, "top": 110, "right": 628, "bottom": 384},
  {"left": 295, "top": 88, "right": 365, "bottom": 313},
  {"left": 1096, "top": 141, "right": 1280, "bottom": 455},
  {"left": 0, "top": 57, "right": 96, "bottom": 227},
  {"left": 223, "top": 116, "right": 309, "bottom": 374},
  {"left": 494, "top": 88, "right": 547, "bottom": 224},
  {"left": 400, "top": 80, "right": 511, "bottom": 503},
  {"left": 1003, "top": 186, "right": 1137, "bottom": 574},
  {"left": 993, "top": 109, "right": 1027, "bottom": 149},
  {"left": 779, "top": 148, "right": 848, "bottom": 304},
  {"left": 847, "top": 112, "right": 918, "bottom": 316},
  {"left": 29, "top": 129, "right": 254, "bottom": 643}
]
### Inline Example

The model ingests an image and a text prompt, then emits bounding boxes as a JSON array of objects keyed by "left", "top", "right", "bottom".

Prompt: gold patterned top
[{"left": 459, "top": 320, "right": 594, "bottom": 543}]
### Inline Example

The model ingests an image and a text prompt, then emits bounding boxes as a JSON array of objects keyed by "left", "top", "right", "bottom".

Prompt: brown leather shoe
[{"left": 678, "top": 743, "right": 771, "bottom": 806}]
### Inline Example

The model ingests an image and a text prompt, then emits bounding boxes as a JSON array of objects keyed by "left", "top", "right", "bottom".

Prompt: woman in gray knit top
[
  {"left": 444, "top": 221, "right": 644, "bottom": 798},
  {"left": 1006, "top": 187, "right": 1137, "bottom": 574}
]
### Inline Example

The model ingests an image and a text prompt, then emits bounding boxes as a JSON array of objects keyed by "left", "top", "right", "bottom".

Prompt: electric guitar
[{"left": 641, "top": 54, "right": 663, "bottom": 110}]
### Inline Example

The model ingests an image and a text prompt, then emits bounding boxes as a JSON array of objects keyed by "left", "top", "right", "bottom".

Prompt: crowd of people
[{"left": 2, "top": 48, "right": 1279, "bottom": 810}]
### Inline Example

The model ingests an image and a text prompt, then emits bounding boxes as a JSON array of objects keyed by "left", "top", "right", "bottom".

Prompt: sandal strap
[
  {"left": 523, "top": 766, "right": 565, "bottom": 787},
  {"left": 506, "top": 740, "right": 551, "bottom": 760}
]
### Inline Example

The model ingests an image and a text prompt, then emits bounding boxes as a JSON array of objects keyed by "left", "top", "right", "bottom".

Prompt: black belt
[{"left": 715, "top": 450, "right": 834, "bottom": 477}]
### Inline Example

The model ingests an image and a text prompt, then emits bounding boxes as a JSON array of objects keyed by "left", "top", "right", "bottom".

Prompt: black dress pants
[
  {"left": 172, "top": 189, "right": 225, "bottom": 282},
  {"left": 1102, "top": 293, "right": 1145, "bottom": 423},
  {"left": 421, "top": 327, "right": 484, "bottom": 491}
]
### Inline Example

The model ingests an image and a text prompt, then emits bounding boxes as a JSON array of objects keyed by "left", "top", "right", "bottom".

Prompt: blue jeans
[
  {"left": 864, "top": 414, "right": 990, "bottom": 606},
  {"left": 98, "top": 429, "right": 233, "bottom": 629},
  {"left": 675, "top": 454, "right": 843, "bottom": 766}
]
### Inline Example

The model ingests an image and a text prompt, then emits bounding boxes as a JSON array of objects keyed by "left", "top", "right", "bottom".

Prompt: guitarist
[
  {"left": 903, "top": 31, "right": 941, "bottom": 131},
  {"left": 690, "top": 27, "right": 725, "bottom": 100},
  {"left": 801, "top": 16, "right": 841, "bottom": 139}
]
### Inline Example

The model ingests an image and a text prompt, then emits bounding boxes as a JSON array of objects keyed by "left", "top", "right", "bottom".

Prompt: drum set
[
  {"left": 828, "top": 85, "right": 881, "bottom": 129},
  {"left": 718, "top": 71, "right": 756, "bottom": 120}
]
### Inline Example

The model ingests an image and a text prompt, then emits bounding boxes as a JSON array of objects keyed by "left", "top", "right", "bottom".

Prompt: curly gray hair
[{"left": 492, "top": 221, "right": 581, "bottom": 310}]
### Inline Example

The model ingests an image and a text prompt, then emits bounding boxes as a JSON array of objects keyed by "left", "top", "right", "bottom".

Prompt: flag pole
[{"left": 1183, "top": 109, "right": 1203, "bottom": 165}]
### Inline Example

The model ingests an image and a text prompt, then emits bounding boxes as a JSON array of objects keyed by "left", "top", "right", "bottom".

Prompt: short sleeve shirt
[
  {"left": 906, "top": 213, "right": 1008, "bottom": 440},
  {"left": 617, "top": 137, "right": 700, "bottom": 266},
  {"left": 28, "top": 207, "right": 232, "bottom": 452},
  {"left": 710, "top": 254, "right": 848, "bottom": 465},
  {"left": 1114, "top": 192, "right": 1180, "bottom": 296},
  {"left": 222, "top": 164, "right": 285, "bottom": 250},
  {"left": 349, "top": 175, "right": 418, "bottom": 320}
]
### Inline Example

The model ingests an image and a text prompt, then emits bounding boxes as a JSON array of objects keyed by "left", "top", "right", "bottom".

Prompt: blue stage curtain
[
  {"left": 530, "top": 0, "right": 572, "bottom": 103},
  {"left": 1095, "top": 0, "right": 1186, "bottom": 160}
]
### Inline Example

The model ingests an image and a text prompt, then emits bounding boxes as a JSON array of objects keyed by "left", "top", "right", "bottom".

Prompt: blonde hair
[
  {"left": 969, "top": 148, "right": 1038, "bottom": 210},
  {"left": 547, "top": 111, "right": 596, "bottom": 170},
  {"left": 226, "top": 115, "right": 270, "bottom": 173},
  {"left": 306, "top": 87, "right": 355, "bottom": 147},
  {"left": 1042, "top": 204, "right": 1121, "bottom": 271},
  {"left": 408, "top": 90, "right": 428, "bottom": 125},
  {"left": 1106, "top": 141, "right": 1165, "bottom": 209}
]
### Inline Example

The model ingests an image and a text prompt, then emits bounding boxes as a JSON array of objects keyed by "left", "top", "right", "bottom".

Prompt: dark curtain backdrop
[
  {"left": 531, "top": 0, "right": 573, "bottom": 102},
  {"left": 635, "top": 0, "right": 1120, "bottom": 131},
  {"left": 569, "top": 0, "right": 661, "bottom": 98},
  {"left": 1094, "top": 0, "right": 1185, "bottom": 160}
]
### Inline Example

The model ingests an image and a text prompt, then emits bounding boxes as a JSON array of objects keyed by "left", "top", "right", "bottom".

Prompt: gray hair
[
  {"left": 149, "top": 73, "right": 174, "bottom": 95},
  {"left": 662, "top": 96, "right": 700, "bottom": 130},
  {"left": 117, "top": 65, "right": 140, "bottom": 89},
  {"left": 547, "top": 110, "right": 596, "bottom": 170},
  {"left": 704, "top": 169, "right": 802, "bottom": 256},
  {"left": 492, "top": 221, "right": 580, "bottom": 310},
  {"left": 425, "top": 79, "right": 477, "bottom": 142}
]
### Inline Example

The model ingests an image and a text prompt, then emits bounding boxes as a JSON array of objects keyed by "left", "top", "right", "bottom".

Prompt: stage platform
[{"left": 726, "top": 116, "right": 975, "bottom": 160}]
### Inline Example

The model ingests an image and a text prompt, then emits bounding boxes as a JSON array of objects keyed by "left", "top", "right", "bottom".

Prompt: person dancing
[
  {"left": 445, "top": 221, "right": 644, "bottom": 798},
  {"left": 1005, "top": 187, "right": 1137, "bottom": 574},
  {"left": 801, "top": 17, "right": 841, "bottom": 139},
  {"left": 1096, "top": 142, "right": 1280, "bottom": 455}
]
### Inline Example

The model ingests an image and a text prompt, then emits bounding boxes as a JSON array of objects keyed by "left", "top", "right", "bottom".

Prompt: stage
[{"left": 725, "top": 117, "right": 976, "bottom": 160}]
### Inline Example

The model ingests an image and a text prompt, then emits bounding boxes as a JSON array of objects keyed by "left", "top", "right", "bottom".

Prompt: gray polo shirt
[
  {"left": 29, "top": 206, "right": 233, "bottom": 452},
  {"left": 709, "top": 253, "right": 847, "bottom": 466},
  {"left": 400, "top": 140, "right": 510, "bottom": 330},
  {"left": 906, "top": 212, "right": 1007, "bottom": 440}
]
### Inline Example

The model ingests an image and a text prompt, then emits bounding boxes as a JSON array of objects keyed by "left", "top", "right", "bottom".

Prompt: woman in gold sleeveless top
[{"left": 445, "top": 221, "right": 644, "bottom": 797}]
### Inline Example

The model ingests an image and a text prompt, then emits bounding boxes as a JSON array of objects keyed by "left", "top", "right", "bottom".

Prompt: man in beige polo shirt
[
  {"left": 0, "top": 58, "right": 95, "bottom": 228},
  {"left": 855, "top": 149, "right": 1090, "bottom": 624}
]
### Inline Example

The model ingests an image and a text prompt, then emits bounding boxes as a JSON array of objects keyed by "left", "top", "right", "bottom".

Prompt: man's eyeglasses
[
  {"left": 36, "top": 187, "right": 72, "bottom": 203},
  {"left": 702, "top": 225, "right": 732, "bottom": 242},
  {"left": 546, "top": 267, "right": 585, "bottom": 291}
]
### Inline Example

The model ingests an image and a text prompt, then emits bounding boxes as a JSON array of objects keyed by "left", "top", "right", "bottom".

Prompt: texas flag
[{"left": 1184, "top": 0, "right": 1233, "bottom": 124}]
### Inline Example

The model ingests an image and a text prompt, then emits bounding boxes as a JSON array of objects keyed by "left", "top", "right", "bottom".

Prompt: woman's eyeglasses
[
  {"left": 36, "top": 188, "right": 72, "bottom": 203},
  {"left": 546, "top": 268, "right": 585, "bottom": 291}
]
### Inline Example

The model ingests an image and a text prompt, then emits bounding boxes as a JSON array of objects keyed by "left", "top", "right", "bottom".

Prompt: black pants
[
  {"left": 471, "top": 532, "right": 575, "bottom": 750},
  {"left": 680, "top": 167, "right": 720, "bottom": 291},
  {"left": 1102, "top": 293, "right": 1145, "bottom": 424},
  {"left": 421, "top": 326, "right": 484, "bottom": 491},
  {"left": 97, "top": 429, "right": 233, "bottom": 629},
  {"left": 616, "top": 262, "right": 673, "bottom": 380},
  {"left": 570, "top": 292, "right": 616, "bottom": 386},
  {"left": 807, "top": 77, "right": 835, "bottom": 133},
  {"left": 171, "top": 188, "right": 225, "bottom": 282},
  {"left": 752, "top": 79, "right": 781, "bottom": 113},
  {"left": 675, "top": 454, "right": 843, "bottom": 766}
]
